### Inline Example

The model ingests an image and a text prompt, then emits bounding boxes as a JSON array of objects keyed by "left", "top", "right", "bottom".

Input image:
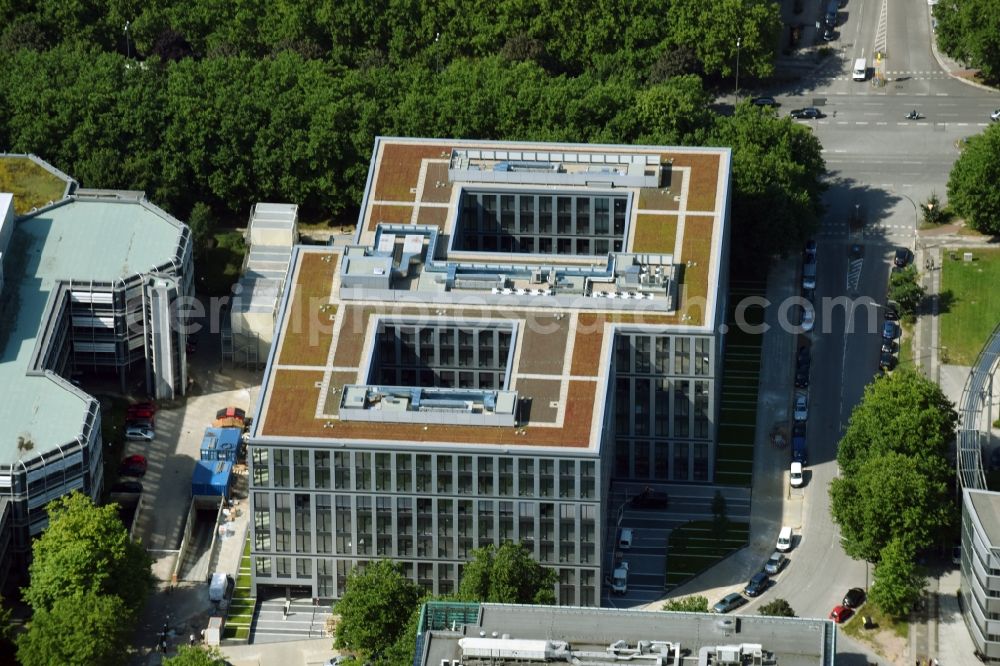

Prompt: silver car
[
  {"left": 764, "top": 551, "right": 787, "bottom": 575},
  {"left": 125, "top": 425, "right": 154, "bottom": 441}
]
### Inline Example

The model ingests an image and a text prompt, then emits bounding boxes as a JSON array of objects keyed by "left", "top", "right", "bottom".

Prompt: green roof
[{"left": 0, "top": 197, "right": 186, "bottom": 467}]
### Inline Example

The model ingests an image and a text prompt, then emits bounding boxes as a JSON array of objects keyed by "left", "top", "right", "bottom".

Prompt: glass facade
[
  {"left": 612, "top": 332, "right": 715, "bottom": 481},
  {"left": 455, "top": 190, "right": 628, "bottom": 255}
]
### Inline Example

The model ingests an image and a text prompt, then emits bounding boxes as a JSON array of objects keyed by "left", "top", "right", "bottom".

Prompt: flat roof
[
  {"left": 0, "top": 154, "right": 75, "bottom": 215},
  {"left": 252, "top": 138, "right": 730, "bottom": 451},
  {"left": 420, "top": 603, "right": 834, "bottom": 666},
  {"left": 0, "top": 196, "right": 187, "bottom": 466},
  {"left": 968, "top": 489, "right": 1000, "bottom": 547}
]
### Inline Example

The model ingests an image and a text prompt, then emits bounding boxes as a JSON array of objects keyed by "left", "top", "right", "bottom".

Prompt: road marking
[
  {"left": 856, "top": 121, "right": 869, "bottom": 125},
  {"left": 957, "top": 123, "right": 969, "bottom": 126},
  {"left": 875, "top": 121, "right": 887, "bottom": 125}
]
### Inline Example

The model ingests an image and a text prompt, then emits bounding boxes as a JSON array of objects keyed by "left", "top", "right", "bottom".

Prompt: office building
[
  {"left": 248, "top": 137, "right": 731, "bottom": 603},
  {"left": 960, "top": 488, "right": 1000, "bottom": 662}
]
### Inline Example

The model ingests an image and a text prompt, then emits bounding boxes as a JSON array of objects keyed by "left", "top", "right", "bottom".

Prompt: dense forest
[{"left": 0, "top": 0, "right": 825, "bottom": 265}]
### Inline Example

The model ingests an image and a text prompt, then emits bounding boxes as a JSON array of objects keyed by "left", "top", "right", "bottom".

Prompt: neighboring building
[
  {"left": 960, "top": 488, "right": 1000, "bottom": 662},
  {"left": 248, "top": 137, "right": 731, "bottom": 603},
  {"left": 0, "top": 498, "right": 12, "bottom": 592},
  {"left": 415, "top": 602, "right": 836, "bottom": 666},
  {"left": 0, "top": 165, "right": 192, "bottom": 578}
]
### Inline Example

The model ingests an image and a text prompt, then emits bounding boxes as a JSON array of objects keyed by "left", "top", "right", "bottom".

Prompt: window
[
  {"left": 655, "top": 337, "right": 670, "bottom": 374},
  {"left": 273, "top": 449, "right": 290, "bottom": 488},
  {"left": 559, "top": 460, "right": 575, "bottom": 498},
  {"left": 458, "top": 456, "right": 473, "bottom": 494},
  {"left": 654, "top": 443, "right": 670, "bottom": 480},
  {"left": 294, "top": 494, "right": 311, "bottom": 551},
  {"left": 634, "top": 336, "right": 650, "bottom": 373},
  {"left": 694, "top": 380, "right": 710, "bottom": 438},
  {"left": 634, "top": 378, "right": 650, "bottom": 436},
  {"left": 693, "top": 443, "right": 709, "bottom": 481},
  {"left": 539, "top": 197, "right": 553, "bottom": 233},
  {"left": 478, "top": 500, "right": 495, "bottom": 546},
  {"left": 499, "top": 501, "right": 514, "bottom": 540},
  {"left": 253, "top": 493, "right": 271, "bottom": 550},
  {"left": 396, "top": 454, "right": 412, "bottom": 492},
  {"left": 478, "top": 457, "right": 494, "bottom": 495},
  {"left": 674, "top": 337, "right": 690, "bottom": 374},
  {"left": 594, "top": 197, "right": 610, "bottom": 234},
  {"left": 437, "top": 455, "right": 453, "bottom": 493},
  {"left": 398, "top": 498, "right": 413, "bottom": 556},
  {"left": 575, "top": 197, "right": 590, "bottom": 234},
  {"left": 335, "top": 496, "right": 352, "bottom": 552},
  {"left": 498, "top": 457, "right": 514, "bottom": 497},
  {"left": 274, "top": 493, "right": 291, "bottom": 553},
  {"left": 695, "top": 338, "right": 711, "bottom": 376},
  {"left": 293, "top": 449, "right": 310, "bottom": 488},
  {"left": 314, "top": 451, "right": 330, "bottom": 489},
  {"left": 518, "top": 459, "right": 534, "bottom": 496},
  {"left": 539, "top": 459, "right": 554, "bottom": 498},
  {"left": 252, "top": 448, "right": 269, "bottom": 486},
  {"left": 296, "top": 558, "right": 312, "bottom": 579},
  {"left": 519, "top": 502, "right": 535, "bottom": 545},
  {"left": 355, "top": 452, "right": 371, "bottom": 491},
  {"left": 316, "top": 495, "right": 332, "bottom": 554},
  {"left": 580, "top": 462, "right": 596, "bottom": 499},
  {"left": 634, "top": 441, "right": 650, "bottom": 478},
  {"left": 673, "top": 443, "right": 689, "bottom": 481},
  {"left": 674, "top": 380, "right": 690, "bottom": 438},
  {"left": 559, "top": 505, "right": 576, "bottom": 562},
  {"left": 276, "top": 557, "right": 292, "bottom": 579},
  {"left": 416, "top": 455, "right": 432, "bottom": 492},
  {"left": 334, "top": 452, "right": 351, "bottom": 489},
  {"left": 655, "top": 378, "right": 670, "bottom": 437},
  {"left": 375, "top": 453, "right": 391, "bottom": 491},
  {"left": 519, "top": 196, "right": 535, "bottom": 233},
  {"left": 255, "top": 557, "right": 271, "bottom": 577},
  {"left": 356, "top": 497, "right": 372, "bottom": 555}
]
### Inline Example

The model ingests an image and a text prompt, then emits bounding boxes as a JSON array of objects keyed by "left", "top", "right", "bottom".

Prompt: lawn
[
  {"left": 839, "top": 598, "right": 909, "bottom": 660},
  {"left": 940, "top": 248, "right": 1000, "bottom": 365},
  {"left": 223, "top": 534, "right": 256, "bottom": 640},
  {"left": 0, "top": 156, "right": 69, "bottom": 214},
  {"left": 665, "top": 520, "right": 750, "bottom": 588}
]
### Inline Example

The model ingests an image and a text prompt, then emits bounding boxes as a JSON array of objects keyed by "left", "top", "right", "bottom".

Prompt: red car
[
  {"left": 119, "top": 454, "right": 148, "bottom": 477},
  {"left": 128, "top": 402, "right": 158, "bottom": 415},
  {"left": 829, "top": 605, "right": 853, "bottom": 624}
]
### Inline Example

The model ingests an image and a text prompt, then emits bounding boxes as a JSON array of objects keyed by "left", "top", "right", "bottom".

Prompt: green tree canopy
[
  {"left": 23, "top": 491, "right": 153, "bottom": 617},
  {"left": 457, "top": 542, "right": 557, "bottom": 605},
  {"left": 888, "top": 265, "right": 925, "bottom": 317},
  {"left": 934, "top": 0, "right": 1000, "bottom": 83},
  {"left": 333, "top": 560, "right": 423, "bottom": 659},
  {"left": 946, "top": 125, "right": 1000, "bottom": 235},
  {"left": 758, "top": 598, "right": 796, "bottom": 617},
  {"left": 662, "top": 595, "right": 710, "bottom": 612},
  {"left": 705, "top": 104, "right": 826, "bottom": 268},
  {"left": 17, "top": 591, "right": 130, "bottom": 666},
  {"left": 664, "top": 0, "right": 782, "bottom": 78},
  {"left": 163, "top": 646, "right": 229, "bottom": 666},
  {"left": 869, "top": 537, "right": 925, "bottom": 618},
  {"left": 830, "top": 451, "right": 953, "bottom": 563},
  {"left": 836, "top": 368, "right": 957, "bottom": 478}
]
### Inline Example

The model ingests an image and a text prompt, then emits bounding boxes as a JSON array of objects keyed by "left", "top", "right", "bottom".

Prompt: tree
[
  {"left": 921, "top": 192, "right": 946, "bottom": 225},
  {"left": 626, "top": 75, "right": 714, "bottom": 145},
  {"left": 662, "top": 595, "right": 709, "bottom": 612},
  {"left": 17, "top": 591, "right": 130, "bottom": 666},
  {"left": 705, "top": 105, "right": 827, "bottom": 268},
  {"left": 946, "top": 125, "right": 1000, "bottom": 234},
  {"left": 831, "top": 451, "right": 953, "bottom": 563},
  {"left": 163, "top": 646, "right": 228, "bottom": 665},
  {"left": 933, "top": 0, "right": 1000, "bottom": 83},
  {"left": 333, "top": 560, "right": 423, "bottom": 659},
  {"left": 869, "top": 537, "right": 925, "bottom": 618},
  {"left": 887, "top": 265, "right": 925, "bottom": 317},
  {"left": 24, "top": 491, "right": 153, "bottom": 618},
  {"left": 187, "top": 202, "right": 217, "bottom": 256},
  {"left": 758, "top": 598, "right": 796, "bottom": 617},
  {"left": 664, "top": 0, "right": 782, "bottom": 78},
  {"left": 835, "top": 369, "right": 957, "bottom": 478},
  {"left": 457, "top": 542, "right": 557, "bottom": 605},
  {"left": 378, "top": 605, "right": 422, "bottom": 666}
]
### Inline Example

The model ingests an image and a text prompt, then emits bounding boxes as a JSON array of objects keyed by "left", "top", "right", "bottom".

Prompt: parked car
[
  {"left": 829, "top": 605, "right": 853, "bottom": 623},
  {"left": 126, "top": 418, "right": 154, "bottom": 431},
  {"left": 843, "top": 587, "right": 866, "bottom": 609},
  {"left": 822, "top": 26, "right": 836, "bottom": 41},
  {"left": 619, "top": 528, "right": 634, "bottom": 550},
  {"left": 118, "top": 454, "right": 148, "bottom": 477},
  {"left": 894, "top": 247, "right": 912, "bottom": 268},
  {"left": 789, "top": 462, "right": 804, "bottom": 487},
  {"left": 125, "top": 425, "right": 154, "bottom": 441},
  {"left": 796, "top": 345, "right": 811, "bottom": 367},
  {"left": 128, "top": 401, "right": 158, "bottom": 414},
  {"left": 801, "top": 306, "right": 815, "bottom": 332},
  {"left": 881, "top": 320, "right": 899, "bottom": 340},
  {"left": 713, "top": 592, "right": 747, "bottom": 614},
  {"left": 764, "top": 551, "right": 788, "bottom": 575},
  {"left": 751, "top": 96, "right": 779, "bottom": 108},
  {"left": 804, "top": 239, "right": 817, "bottom": 260},
  {"left": 790, "top": 107, "right": 823, "bottom": 119},
  {"left": 884, "top": 301, "right": 900, "bottom": 321},
  {"left": 849, "top": 243, "right": 864, "bottom": 260},
  {"left": 776, "top": 526, "right": 793, "bottom": 552},
  {"left": 744, "top": 572, "right": 770, "bottom": 597},
  {"left": 881, "top": 340, "right": 896, "bottom": 353},
  {"left": 991, "top": 109, "right": 1000, "bottom": 122},
  {"left": 110, "top": 480, "right": 143, "bottom": 494},
  {"left": 794, "top": 365, "right": 810, "bottom": 389},
  {"left": 879, "top": 350, "right": 897, "bottom": 371},
  {"left": 793, "top": 391, "right": 808, "bottom": 421}
]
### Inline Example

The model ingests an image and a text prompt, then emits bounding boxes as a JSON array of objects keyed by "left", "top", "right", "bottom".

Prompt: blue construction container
[
  {"left": 200, "top": 427, "right": 241, "bottom": 462},
  {"left": 191, "top": 460, "right": 234, "bottom": 499}
]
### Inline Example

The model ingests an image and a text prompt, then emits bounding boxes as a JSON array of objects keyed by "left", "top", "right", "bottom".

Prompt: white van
[
  {"left": 619, "top": 527, "right": 634, "bottom": 550},
  {"left": 776, "top": 526, "right": 793, "bottom": 552},
  {"left": 852, "top": 58, "right": 868, "bottom": 81}
]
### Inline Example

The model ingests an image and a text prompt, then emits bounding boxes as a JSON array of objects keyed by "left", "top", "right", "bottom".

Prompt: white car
[
  {"left": 125, "top": 425, "right": 154, "bottom": 441},
  {"left": 790, "top": 462, "right": 804, "bottom": 487},
  {"left": 619, "top": 527, "right": 634, "bottom": 550},
  {"left": 801, "top": 306, "right": 815, "bottom": 332},
  {"left": 793, "top": 392, "right": 808, "bottom": 421}
]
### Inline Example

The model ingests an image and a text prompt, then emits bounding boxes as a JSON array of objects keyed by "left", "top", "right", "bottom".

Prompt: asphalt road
[{"left": 733, "top": 0, "right": 998, "bottom": 628}]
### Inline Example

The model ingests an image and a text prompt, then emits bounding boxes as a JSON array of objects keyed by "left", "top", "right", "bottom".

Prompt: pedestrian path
[{"left": 249, "top": 597, "right": 332, "bottom": 645}]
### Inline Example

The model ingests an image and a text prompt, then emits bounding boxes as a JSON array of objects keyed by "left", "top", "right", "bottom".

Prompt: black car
[
  {"left": 822, "top": 27, "right": 836, "bottom": 41},
  {"left": 792, "top": 421, "right": 806, "bottom": 438},
  {"left": 879, "top": 350, "right": 897, "bottom": 371},
  {"left": 894, "top": 247, "right": 912, "bottom": 268},
  {"left": 881, "top": 340, "right": 896, "bottom": 354},
  {"left": 884, "top": 302, "right": 900, "bottom": 321},
  {"left": 790, "top": 107, "right": 823, "bottom": 119},
  {"left": 744, "top": 572, "right": 770, "bottom": 597},
  {"left": 849, "top": 244, "right": 864, "bottom": 260},
  {"left": 751, "top": 96, "right": 779, "bottom": 108},
  {"left": 796, "top": 345, "right": 811, "bottom": 367},
  {"left": 843, "top": 587, "right": 866, "bottom": 609},
  {"left": 795, "top": 366, "right": 810, "bottom": 389},
  {"left": 110, "top": 480, "right": 143, "bottom": 494}
]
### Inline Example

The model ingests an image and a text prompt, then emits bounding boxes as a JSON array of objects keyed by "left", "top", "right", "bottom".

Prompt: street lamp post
[{"left": 735, "top": 37, "right": 742, "bottom": 102}]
